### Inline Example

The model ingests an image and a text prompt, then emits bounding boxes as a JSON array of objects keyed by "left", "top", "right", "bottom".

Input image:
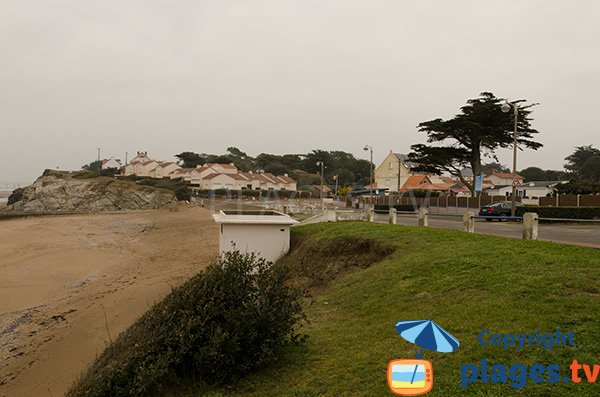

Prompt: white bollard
[
  {"left": 522, "top": 212, "right": 539, "bottom": 240},
  {"left": 389, "top": 208, "right": 397, "bottom": 224},
  {"left": 463, "top": 211, "right": 475, "bottom": 233},
  {"left": 418, "top": 208, "right": 429, "bottom": 227}
]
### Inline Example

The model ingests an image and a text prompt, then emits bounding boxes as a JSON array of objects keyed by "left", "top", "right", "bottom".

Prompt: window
[{"left": 389, "top": 161, "right": 393, "bottom": 170}]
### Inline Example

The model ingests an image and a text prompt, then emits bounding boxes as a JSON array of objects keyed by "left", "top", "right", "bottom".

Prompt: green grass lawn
[{"left": 195, "top": 222, "right": 600, "bottom": 397}]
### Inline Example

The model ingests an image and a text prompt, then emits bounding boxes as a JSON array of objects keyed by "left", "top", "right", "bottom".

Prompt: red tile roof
[
  {"left": 204, "top": 163, "right": 238, "bottom": 170},
  {"left": 399, "top": 175, "right": 430, "bottom": 192}
]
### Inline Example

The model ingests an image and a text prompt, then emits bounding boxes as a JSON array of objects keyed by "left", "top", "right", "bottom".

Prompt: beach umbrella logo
[{"left": 387, "top": 320, "right": 459, "bottom": 396}]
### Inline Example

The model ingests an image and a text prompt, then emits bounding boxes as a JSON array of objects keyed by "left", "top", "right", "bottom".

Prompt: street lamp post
[
  {"left": 501, "top": 102, "right": 519, "bottom": 217},
  {"left": 316, "top": 161, "right": 325, "bottom": 210},
  {"left": 363, "top": 145, "right": 373, "bottom": 218}
]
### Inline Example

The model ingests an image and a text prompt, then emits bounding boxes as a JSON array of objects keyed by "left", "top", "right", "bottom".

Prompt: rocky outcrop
[{"left": 3, "top": 175, "right": 176, "bottom": 213}]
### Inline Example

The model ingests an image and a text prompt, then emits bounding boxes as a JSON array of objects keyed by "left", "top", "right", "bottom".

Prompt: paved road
[{"left": 372, "top": 213, "right": 600, "bottom": 249}]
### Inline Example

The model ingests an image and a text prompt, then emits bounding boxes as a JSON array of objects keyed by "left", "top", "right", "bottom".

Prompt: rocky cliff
[{"left": 3, "top": 174, "right": 176, "bottom": 213}]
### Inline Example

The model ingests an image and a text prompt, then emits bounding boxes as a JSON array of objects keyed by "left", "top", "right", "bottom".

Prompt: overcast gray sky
[{"left": 1, "top": 1, "right": 599, "bottom": 183}]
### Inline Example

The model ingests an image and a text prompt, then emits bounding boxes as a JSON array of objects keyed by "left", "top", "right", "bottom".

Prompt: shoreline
[{"left": 0, "top": 206, "right": 219, "bottom": 396}]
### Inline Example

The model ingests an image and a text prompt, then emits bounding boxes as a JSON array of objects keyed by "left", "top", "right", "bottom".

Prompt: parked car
[{"left": 479, "top": 201, "right": 525, "bottom": 221}]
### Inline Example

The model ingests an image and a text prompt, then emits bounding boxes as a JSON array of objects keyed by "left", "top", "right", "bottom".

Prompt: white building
[
  {"left": 123, "top": 151, "right": 181, "bottom": 178},
  {"left": 213, "top": 210, "right": 298, "bottom": 263},
  {"left": 374, "top": 151, "right": 415, "bottom": 192},
  {"left": 487, "top": 172, "right": 524, "bottom": 186},
  {"left": 101, "top": 158, "right": 122, "bottom": 170},
  {"left": 517, "top": 181, "right": 565, "bottom": 198}
]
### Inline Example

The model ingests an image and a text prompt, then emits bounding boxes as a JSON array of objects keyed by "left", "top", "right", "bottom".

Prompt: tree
[
  {"left": 481, "top": 162, "right": 510, "bottom": 175},
  {"left": 408, "top": 92, "right": 542, "bottom": 195},
  {"left": 226, "top": 147, "right": 254, "bottom": 171},
  {"left": 175, "top": 152, "right": 207, "bottom": 168},
  {"left": 564, "top": 145, "right": 600, "bottom": 174},
  {"left": 82, "top": 160, "right": 102, "bottom": 172},
  {"left": 519, "top": 167, "right": 547, "bottom": 182},
  {"left": 519, "top": 167, "right": 567, "bottom": 182},
  {"left": 544, "top": 169, "right": 567, "bottom": 181},
  {"left": 579, "top": 156, "right": 600, "bottom": 182}
]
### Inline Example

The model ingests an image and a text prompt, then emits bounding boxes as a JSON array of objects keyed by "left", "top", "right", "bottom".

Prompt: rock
[{"left": 2, "top": 175, "right": 176, "bottom": 213}]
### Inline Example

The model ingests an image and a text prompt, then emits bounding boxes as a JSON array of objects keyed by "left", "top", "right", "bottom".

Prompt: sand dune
[{"left": 0, "top": 205, "right": 218, "bottom": 397}]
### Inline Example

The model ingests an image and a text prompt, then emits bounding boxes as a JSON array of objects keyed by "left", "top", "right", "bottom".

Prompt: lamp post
[
  {"left": 363, "top": 145, "right": 373, "bottom": 217},
  {"left": 316, "top": 161, "right": 325, "bottom": 210},
  {"left": 501, "top": 102, "right": 519, "bottom": 217}
]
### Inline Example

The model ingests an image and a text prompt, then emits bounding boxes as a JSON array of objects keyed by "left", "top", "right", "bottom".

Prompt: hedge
[
  {"left": 374, "top": 204, "right": 419, "bottom": 213},
  {"left": 516, "top": 206, "right": 600, "bottom": 220}
]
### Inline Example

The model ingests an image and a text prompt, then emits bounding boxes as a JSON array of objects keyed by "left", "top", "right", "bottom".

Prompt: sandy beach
[{"left": 0, "top": 205, "right": 218, "bottom": 396}]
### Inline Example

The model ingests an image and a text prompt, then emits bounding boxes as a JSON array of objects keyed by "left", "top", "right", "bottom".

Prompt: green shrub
[
  {"left": 516, "top": 206, "right": 600, "bottom": 220},
  {"left": 72, "top": 171, "right": 100, "bottom": 179},
  {"left": 67, "top": 251, "right": 305, "bottom": 397},
  {"left": 374, "top": 204, "right": 418, "bottom": 213}
]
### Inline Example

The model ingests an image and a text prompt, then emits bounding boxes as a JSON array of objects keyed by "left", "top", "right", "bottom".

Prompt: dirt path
[{"left": 0, "top": 205, "right": 218, "bottom": 397}]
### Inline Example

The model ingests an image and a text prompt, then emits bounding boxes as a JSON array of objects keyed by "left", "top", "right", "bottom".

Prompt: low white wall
[{"left": 220, "top": 223, "right": 291, "bottom": 263}]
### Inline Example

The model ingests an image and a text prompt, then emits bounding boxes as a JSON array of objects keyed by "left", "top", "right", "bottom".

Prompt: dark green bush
[
  {"left": 516, "top": 206, "right": 600, "bottom": 220},
  {"left": 7, "top": 187, "right": 24, "bottom": 205},
  {"left": 72, "top": 171, "right": 100, "bottom": 179},
  {"left": 374, "top": 204, "right": 419, "bottom": 213},
  {"left": 67, "top": 251, "right": 305, "bottom": 397}
]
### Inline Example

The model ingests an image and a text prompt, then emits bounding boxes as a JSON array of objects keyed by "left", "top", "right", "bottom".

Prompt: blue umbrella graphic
[{"left": 395, "top": 320, "right": 459, "bottom": 385}]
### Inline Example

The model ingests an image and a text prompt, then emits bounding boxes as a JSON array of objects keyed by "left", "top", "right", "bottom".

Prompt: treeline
[
  {"left": 516, "top": 145, "right": 600, "bottom": 194},
  {"left": 175, "top": 147, "right": 372, "bottom": 187}
]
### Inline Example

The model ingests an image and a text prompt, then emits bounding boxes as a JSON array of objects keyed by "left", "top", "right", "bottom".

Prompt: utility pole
[
  {"left": 501, "top": 102, "right": 519, "bottom": 218},
  {"left": 97, "top": 147, "right": 100, "bottom": 163},
  {"left": 363, "top": 145, "right": 373, "bottom": 216},
  {"left": 333, "top": 174, "right": 338, "bottom": 200},
  {"left": 125, "top": 152, "right": 128, "bottom": 165},
  {"left": 316, "top": 161, "right": 325, "bottom": 210}
]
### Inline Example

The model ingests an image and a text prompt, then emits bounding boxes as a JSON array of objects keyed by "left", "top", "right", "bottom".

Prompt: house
[
  {"left": 374, "top": 151, "right": 416, "bottom": 192},
  {"left": 516, "top": 181, "right": 566, "bottom": 198},
  {"left": 398, "top": 175, "right": 431, "bottom": 192},
  {"left": 170, "top": 168, "right": 204, "bottom": 186},
  {"left": 149, "top": 162, "right": 181, "bottom": 179},
  {"left": 196, "top": 163, "right": 239, "bottom": 178},
  {"left": 412, "top": 181, "right": 470, "bottom": 195},
  {"left": 101, "top": 158, "right": 122, "bottom": 170},
  {"left": 122, "top": 151, "right": 182, "bottom": 178},
  {"left": 123, "top": 152, "right": 157, "bottom": 177},
  {"left": 123, "top": 159, "right": 159, "bottom": 177},
  {"left": 196, "top": 165, "right": 297, "bottom": 191},
  {"left": 483, "top": 185, "right": 513, "bottom": 198},
  {"left": 487, "top": 172, "right": 524, "bottom": 187},
  {"left": 200, "top": 172, "right": 250, "bottom": 190}
]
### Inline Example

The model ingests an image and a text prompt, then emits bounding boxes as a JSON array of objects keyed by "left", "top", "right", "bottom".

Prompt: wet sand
[{"left": 0, "top": 205, "right": 218, "bottom": 396}]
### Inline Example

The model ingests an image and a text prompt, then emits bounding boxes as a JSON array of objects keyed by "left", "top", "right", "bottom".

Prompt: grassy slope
[{"left": 200, "top": 222, "right": 600, "bottom": 396}]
